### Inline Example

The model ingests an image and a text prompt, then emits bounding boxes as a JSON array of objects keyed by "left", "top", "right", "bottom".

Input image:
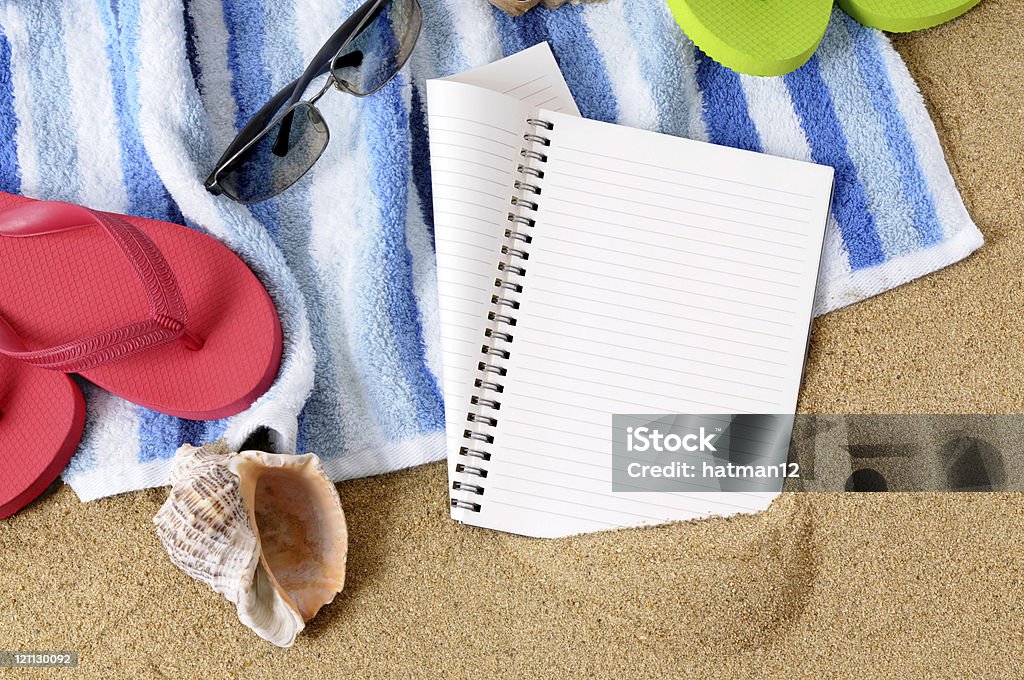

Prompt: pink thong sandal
[
  {"left": 0, "top": 193, "right": 282, "bottom": 420},
  {"left": 0, "top": 354, "right": 85, "bottom": 518}
]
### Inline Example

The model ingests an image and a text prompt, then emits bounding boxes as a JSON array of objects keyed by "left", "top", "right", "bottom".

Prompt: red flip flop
[
  {"left": 0, "top": 193, "right": 282, "bottom": 420},
  {"left": 0, "top": 354, "right": 85, "bottom": 518}
]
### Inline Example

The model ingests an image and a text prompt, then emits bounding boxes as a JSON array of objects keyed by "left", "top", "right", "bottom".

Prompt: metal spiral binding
[{"left": 451, "top": 116, "right": 553, "bottom": 514}]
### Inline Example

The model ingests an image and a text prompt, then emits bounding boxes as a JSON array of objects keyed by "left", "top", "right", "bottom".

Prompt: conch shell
[{"left": 153, "top": 440, "right": 347, "bottom": 647}]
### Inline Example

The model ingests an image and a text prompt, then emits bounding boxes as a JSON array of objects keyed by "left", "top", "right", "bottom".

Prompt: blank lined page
[
  {"left": 470, "top": 111, "right": 834, "bottom": 537},
  {"left": 427, "top": 80, "right": 532, "bottom": 480}
]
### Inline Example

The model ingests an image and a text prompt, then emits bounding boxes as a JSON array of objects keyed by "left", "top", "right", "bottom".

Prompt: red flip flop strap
[{"left": 0, "top": 202, "right": 189, "bottom": 372}]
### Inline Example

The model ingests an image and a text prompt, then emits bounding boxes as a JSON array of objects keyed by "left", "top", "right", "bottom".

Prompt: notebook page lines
[
  {"left": 500, "top": 73, "right": 570, "bottom": 112},
  {"left": 510, "top": 111, "right": 831, "bottom": 410},
  {"left": 476, "top": 112, "right": 833, "bottom": 534}
]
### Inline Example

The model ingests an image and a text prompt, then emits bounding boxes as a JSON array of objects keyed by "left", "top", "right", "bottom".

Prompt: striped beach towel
[{"left": 0, "top": 1, "right": 981, "bottom": 501}]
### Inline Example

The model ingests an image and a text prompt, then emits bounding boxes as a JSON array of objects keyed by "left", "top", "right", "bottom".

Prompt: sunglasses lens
[
  {"left": 216, "top": 102, "right": 329, "bottom": 203},
  {"left": 332, "top": 0, "right": 422, "bottom": 95}
]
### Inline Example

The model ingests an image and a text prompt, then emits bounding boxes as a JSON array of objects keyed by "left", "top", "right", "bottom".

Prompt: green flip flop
[
  {"left": 836, "top": 0, "right": 984, "bottom": 32},
  {"left": 665, "top": 0, "right": 984, "bottom": 76},
  {"left": 664, "top": 0, "right": 834, "bottom": 77}
]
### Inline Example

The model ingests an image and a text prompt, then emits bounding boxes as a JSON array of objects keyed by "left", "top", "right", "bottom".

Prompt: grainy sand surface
[{"left": 1, "top": 2, "right": 1022, "bottom": 677}]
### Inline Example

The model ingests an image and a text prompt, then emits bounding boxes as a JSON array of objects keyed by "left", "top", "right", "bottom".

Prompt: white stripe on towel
[
  {"left": 295, "top": 0, "right": 349, "bottom": 64},
  {"left": 673, "top": 43, "right": 708, "bottom": 142},
  {"left": 446, "top": 0, "right": 502, "bottom": 68},
  {"left": 740, "top": 75, "right": 811, "bottom": 162},
  {"left": 60, "top": 0, "right": 128, "bottom": 211},
  {"left": 582, "top": 2, "right": 659, "bottom": 131},
  {"left": 71, "top": 386, "right": 144, "bottom": 500},
  {"left": 299, "top": 29, "right": 393, "bottom": 459}
]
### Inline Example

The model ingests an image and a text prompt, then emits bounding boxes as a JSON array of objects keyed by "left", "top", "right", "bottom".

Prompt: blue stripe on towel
[
  {"left": 295, "top": 408, "right": 309, "bottom": 455},
  {"left": 258, "top": 0, "right": 348, "bottom": 460},
  {"left": 693, "top": 47, "right": 760, "bottom": 152},
  {"left": 141, "top": 410, "right": 225, "bottom": 463},
  {"left": 198, "top": 0, "right": 304, "bottom": 452},
  {"left": 490, "top": 7, "right": 535, "bottom": 56},
  {"left": 223, "top": 0, "right": 273, "bottom": 131},
  {"left": 409, "top": 83, "right": 435, "bottom": 239},
  {"left": 540, "top": 6, "right": 617, "bottom": 123},
  {"left": 846, "top": 16, "right": 942, "bottom": 247},
  {"left": 247, "top": 0, "right": 302, "bottom": 245},
  {"left": 297, "top": 370, "right": 345, "bottom": 461},
  {"left": 97, "top": 0, "right": 182, "bottom": 223},
  {"left": 408, "top": 0, "right": 478, "bottom": 237},
  {"left": 816, "top": 15, "right": 917, "bottom": 259},
  {"left": 179, "top": 418, "right": 213, "bottom": 450},
  {"left": 141, "top": 414, "right": 226, "bottom": 464},
  {"left": 269, "top": 239, "right": 344, "bottom": 460},
  {"left": 181, "top": 0, "right": 203, "bottom": 87},
  {"left": 97, "top": 0, "right": 194, "bottom": 464},
  {"left": 622, "top": 0, "right": 693, "bottom": 138},
  {"left": 419, "top": 0, "right": 471, "bottom": 77},
  {"left": 785, "top": 56, "right": 886, "bottom": 270},
  {"left": 21, "top": 5, "right": 82, "bottom": 202},
  {"left": 0, "top": 27, "right": 20, "bottom": 193},
  {"left": 222, "top": 0, "right": 281, "bottom": 238},
  {"left": 364, "top": 75, "right": 445, "bottom": 435},
  {"left": 137, "top": 413, "right": 183, "bottom": 464}
]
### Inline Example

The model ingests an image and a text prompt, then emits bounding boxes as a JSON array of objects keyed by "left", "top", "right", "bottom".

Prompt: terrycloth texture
[{"left": 0, "top": 1, "right": 980, "bottom": 501}]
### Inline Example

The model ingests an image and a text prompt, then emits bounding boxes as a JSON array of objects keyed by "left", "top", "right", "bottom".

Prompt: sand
[{"left": 2, "top": 2, "right": 1023, "bottom": 677}]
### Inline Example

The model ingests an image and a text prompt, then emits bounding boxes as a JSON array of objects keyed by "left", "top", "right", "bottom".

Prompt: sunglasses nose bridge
[{"left": 307, "top": 75, "right": 337, "bottom": 106}]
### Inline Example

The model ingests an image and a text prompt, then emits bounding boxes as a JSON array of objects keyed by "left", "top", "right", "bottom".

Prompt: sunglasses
[{"left": 204, "top": 0, "right": 422, "bottom": 204}]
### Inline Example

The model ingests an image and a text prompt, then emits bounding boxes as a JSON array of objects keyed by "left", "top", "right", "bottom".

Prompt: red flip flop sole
[
  {"left": 0, "top": 356, "right": 85, "bottom": 518},
  {"left": 0, "top": 193, "right": 282, "bottom": 420}
]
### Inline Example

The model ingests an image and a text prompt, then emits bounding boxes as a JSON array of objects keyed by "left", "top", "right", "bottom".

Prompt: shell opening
[
  {"left": 256, "top": 469, "right": 346, "bottom": 619},
  {"left": 236, "top": 454, "right": 348, "bottom": 623}
]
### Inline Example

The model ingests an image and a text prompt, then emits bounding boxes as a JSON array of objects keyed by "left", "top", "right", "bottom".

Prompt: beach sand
[{"left": 1, "top": 2, "right": 1023, "bottom": 677}]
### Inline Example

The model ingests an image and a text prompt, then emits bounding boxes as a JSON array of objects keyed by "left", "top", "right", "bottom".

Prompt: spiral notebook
[{"left": 427, "top": 45, "right": 835, "bottom": 538}]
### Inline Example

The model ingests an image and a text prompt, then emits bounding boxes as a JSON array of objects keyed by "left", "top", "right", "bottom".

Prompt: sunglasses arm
[
  {"left": 206, "top": 0, "right": 388, "bottom": 189},
  {"left": 282, "top": 0, "right": 383, "bottom": 110}
]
